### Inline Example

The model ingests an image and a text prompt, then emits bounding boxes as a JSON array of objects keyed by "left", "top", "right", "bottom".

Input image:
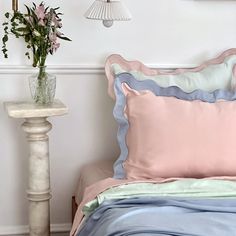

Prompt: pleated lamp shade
[{"left": 84, "top": 0, "right": 132, "bottom": 27}]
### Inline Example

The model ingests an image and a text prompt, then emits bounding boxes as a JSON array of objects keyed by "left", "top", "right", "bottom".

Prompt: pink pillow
[{"left": 123, "top": 83, "right": 236, "bottom": 180}]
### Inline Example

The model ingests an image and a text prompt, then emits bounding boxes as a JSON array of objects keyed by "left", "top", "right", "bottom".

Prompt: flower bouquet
[{"left": 2, "top": 2, "right": 71, "bottom": 104}]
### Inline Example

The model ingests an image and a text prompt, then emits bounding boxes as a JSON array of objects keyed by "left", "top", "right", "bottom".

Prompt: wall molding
[
  {"left": 0, "top": 65, "right": 105, "bottom": 75},
  {"left": 0, "top": 223, "right": 71, "bottom": 235},
  {"left": 0, "top": 64, "right": 197, "bottom": 75}
]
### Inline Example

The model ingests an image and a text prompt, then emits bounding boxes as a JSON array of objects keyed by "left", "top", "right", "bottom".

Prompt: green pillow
[{"left": 105, "top": 49, "right": 236, "bottom": 99}]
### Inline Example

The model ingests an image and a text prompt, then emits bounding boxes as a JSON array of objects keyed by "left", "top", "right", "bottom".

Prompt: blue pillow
[{"left": 113, "top": 72, "right": 236, "bottom": 179}]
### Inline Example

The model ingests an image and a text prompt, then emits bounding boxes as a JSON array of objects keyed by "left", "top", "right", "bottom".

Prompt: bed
[{"left": 71, "top": 49, "right": 236, "bottom": 236}]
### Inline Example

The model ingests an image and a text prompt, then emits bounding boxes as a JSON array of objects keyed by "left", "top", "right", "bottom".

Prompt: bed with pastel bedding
[{"left": 71, "top": 49, "right": 236, "bottom": 236}]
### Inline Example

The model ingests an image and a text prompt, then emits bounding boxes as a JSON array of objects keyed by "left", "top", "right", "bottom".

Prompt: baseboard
[{"left": 0, "top": 223, "right": 71, "bottom": 235}]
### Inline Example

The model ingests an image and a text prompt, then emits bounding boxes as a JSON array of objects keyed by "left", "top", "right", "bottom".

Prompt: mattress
[{"left": 75, "top": 158, "right": 115, "bottom": 205}]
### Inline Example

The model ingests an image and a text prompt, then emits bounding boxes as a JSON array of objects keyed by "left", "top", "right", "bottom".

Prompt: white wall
[{"left": 1, "top": 0, "right": 236, "bottom": 234}]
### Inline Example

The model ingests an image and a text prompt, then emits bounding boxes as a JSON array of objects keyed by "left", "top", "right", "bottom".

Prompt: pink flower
[
  {"left": 35, "top": 5, "right": 45, "bottom": 20},
  {"left": 49, "top": 32, "right": 57, "bottom": 42},
  {"left": 53, "top": 43, "right": 60, "bottom": 51},
  {"left": 38, "top": 19, "right": 45, "bottom": 26},
  {"left": 52, "top": 14, "right": 62, "bottom": 28},
  {"left": 48, "top": 32, "right": 60, "bottom": 53},
  {"left": 47, "top": 42, "right": 60, "bottom": 54}
]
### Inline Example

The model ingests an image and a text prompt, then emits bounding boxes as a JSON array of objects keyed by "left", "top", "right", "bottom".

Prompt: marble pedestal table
[{"left": 4, "top": 100, "right": 68, "bottom": 236}]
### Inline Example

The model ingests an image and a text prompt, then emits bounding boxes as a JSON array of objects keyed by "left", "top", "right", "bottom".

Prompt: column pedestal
[{"left": 5, "top": 100, "right": 68, "bottom": 236}]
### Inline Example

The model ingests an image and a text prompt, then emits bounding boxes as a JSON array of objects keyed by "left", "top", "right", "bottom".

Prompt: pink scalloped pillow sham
[
  {"left": 105, "top": 49, "right": 236, "bottom": 99},
  {"left": 122, "top": 83, "right": 236, "bottom": 180}
]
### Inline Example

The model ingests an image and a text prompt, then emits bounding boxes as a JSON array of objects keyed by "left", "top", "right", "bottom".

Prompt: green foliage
[{"left": 1, "top": 2, "right": 71, "bottom": 66}]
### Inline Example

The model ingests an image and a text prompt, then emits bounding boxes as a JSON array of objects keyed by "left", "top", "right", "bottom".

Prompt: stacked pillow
[
  {"left": 105, "top": 49, "right": 236, "bottom": 99},
  {"left": 105, "top": 49, "right": 236, "bottom": 180}
]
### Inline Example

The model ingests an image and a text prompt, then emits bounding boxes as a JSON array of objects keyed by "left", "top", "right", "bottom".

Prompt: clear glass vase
[{"left": 29, "top": 66, "right": 56, "bottom": 105}]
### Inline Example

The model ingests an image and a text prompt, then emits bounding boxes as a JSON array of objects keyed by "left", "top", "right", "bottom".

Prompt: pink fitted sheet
[{"left": 75, "top": 158, "right": 115, "bottom": 205}]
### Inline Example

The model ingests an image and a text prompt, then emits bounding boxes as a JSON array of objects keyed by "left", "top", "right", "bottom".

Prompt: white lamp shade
[{"left": 85, "top": 0, "right": 132, "bottom": 21}]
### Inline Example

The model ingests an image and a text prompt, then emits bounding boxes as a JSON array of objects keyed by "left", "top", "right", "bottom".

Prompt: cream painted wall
[{"left": 1, "top": 0, "right": 236, "bottom": 234}]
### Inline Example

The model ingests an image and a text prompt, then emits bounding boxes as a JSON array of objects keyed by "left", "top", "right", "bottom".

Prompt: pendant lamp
[{"left": 84, "top": 0, "right": 132, "bottom": 27}]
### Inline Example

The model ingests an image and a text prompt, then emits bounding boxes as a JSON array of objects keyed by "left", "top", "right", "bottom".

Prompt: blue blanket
[{"left": 77, "top": 197, "right": 236, "bottom": 236}]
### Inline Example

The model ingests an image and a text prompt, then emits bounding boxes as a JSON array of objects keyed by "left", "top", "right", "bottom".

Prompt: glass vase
[{"left": 29, "top": 66, "right": 56, "bottom": 105}]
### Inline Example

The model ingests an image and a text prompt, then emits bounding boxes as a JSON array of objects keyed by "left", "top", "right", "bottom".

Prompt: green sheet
[{"left": 83, "top": 179, "right": 236, "bottom": 216}]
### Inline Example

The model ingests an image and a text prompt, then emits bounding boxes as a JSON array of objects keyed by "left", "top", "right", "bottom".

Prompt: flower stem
[{"left": 35, "top": 64, "right": 47, "bottom": 104}]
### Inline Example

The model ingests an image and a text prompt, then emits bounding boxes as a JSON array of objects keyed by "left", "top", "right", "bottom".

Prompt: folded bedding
[
  {"left": 77, "top": 197, "right": 236, "bottom": 236},
  {"left": 71, "top": 178, "right": 236, "bottom": 236},
  {"left": 83, "top": 179, "right": 236, "bottom": 216}
]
